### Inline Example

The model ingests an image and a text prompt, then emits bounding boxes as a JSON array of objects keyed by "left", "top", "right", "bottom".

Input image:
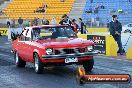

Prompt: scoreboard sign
[{"left": 87, "top": 35, "right": 106, "bottom": 55}]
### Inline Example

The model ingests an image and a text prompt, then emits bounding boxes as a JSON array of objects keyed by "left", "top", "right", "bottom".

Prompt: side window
[
  {"left": 20, "top": 34, "right": 25, "bottom": 41},
  {"left": 32, "top": 28, "right": 41, "bottom": 40},
  {"left": 20, "top": 29, "right": 27, "bottom": 41},
  {"left": 25, "top": 29, "right": 31, "bottom": 41}
]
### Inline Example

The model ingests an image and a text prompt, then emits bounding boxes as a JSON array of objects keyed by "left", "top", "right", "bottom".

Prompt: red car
[{"left": 12, "top": 25, "right": 97, "bottom": 74}]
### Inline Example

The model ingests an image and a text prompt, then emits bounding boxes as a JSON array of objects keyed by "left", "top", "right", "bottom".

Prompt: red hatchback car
[{"left": 12, "top": 25, "right": 97, "bottom": 74}]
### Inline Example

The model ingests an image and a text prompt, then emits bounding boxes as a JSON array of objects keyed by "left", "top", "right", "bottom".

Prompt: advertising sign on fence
[{"left": 87, "top": 35, "right": 106, "bottom": 55}]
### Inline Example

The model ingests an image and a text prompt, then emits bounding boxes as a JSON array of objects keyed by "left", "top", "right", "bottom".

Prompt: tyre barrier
[
  {"left": 126, "top": 45, "right": 132, "bottom": 59},
  {"left": 78, "top": 33, "right": 118, "bottom": 56}
]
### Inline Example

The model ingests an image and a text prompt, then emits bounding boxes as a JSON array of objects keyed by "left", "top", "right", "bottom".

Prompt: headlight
[
  {"left": 87, "top": 46, "right": 94, "bottom": 52},
  {"left": 46, "top": 48, "right": 53, "bottom": 55}
]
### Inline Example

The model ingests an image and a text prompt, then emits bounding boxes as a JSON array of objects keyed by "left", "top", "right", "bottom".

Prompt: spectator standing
[
  {"left": 91, "top": 17, "right": 95, "bottom": 27},
  {"left": 42, "top": 17, "right": 46, "bottom": 25},
  {"left": 107, "top": 19, "right": 109, "bottom": 28},
  {"left": 96, "top": 16, "right": 100, "bottom": 27},
  {"left": 6, "top": 18, "right": 12, "bottom": 41},
  {"left": 59, "top": 14, "right": 72, "bottom": 26},
  {"left": 37, "top": 18, "right": 41, "bottom": 25},
  {"left": 0, "top": 10, "right": 4, "bottom": 15},
  {"left": 33, "top": 17, "right": 38, "bottom": 26},
  {"left": 71, "top": 19, "right": 79, "bottom": 33},
  {"left": 12, "top": 18, "right": 15, "bottom": 28},
  {"left": 78, "top": 18, "right": 86, "bottom": 34},
  {"left": 109, "top": 15, "right": 123, "bottom": 55},
  {"left": 45, "top": 19, "right": 49, "bottom": 25},
  {"left": 18, "top": 17, "right": 23, "bottom": 28},
  {"left": 51, "top": 17, "right": 56, "bottom": 25},
  {"left": 42, "top": 17, "right": 49, "bottom": 25},
  {"left": 24, "top": 18, "right": 30, "bottom": 27},
  {"left": 6, "top": 18, "right": 11, "bottom": 28}
]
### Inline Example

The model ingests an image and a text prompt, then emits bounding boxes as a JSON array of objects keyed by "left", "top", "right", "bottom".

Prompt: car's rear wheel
[
  {"left": 14, "top": 52, "right": 26, "bottom": 67},
  {"left": 34, "top": 53, "right": 44, "bottom": 74},
  {"left": 82, "top": 59, "right": 94, "bottom": 72}
]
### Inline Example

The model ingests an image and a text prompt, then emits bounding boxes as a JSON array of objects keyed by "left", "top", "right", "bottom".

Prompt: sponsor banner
[
  {"left": 0, "top": 28, "right": 8, "bottom": 35},
  {"left": 77, "top": 74, "right": 131, "bottom": 84},
  {"left": 77, "top": 66, "right": 130, "bottom": 84},
  {"left": 87, "top": 35, "right": 106, "bottom": 55},
  {"left": 84, "top": 74, "right": 130, "bottom": 83}
]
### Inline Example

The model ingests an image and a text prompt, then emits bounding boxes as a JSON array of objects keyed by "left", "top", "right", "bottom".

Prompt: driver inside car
[{"left": 32, "top": 28, "right": 41, "bottom": 40}]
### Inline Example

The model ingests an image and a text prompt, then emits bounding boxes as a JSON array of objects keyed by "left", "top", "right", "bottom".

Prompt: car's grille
[
  {"left": 54, "top": 48, "right": 87, "bottom": 55},
  {"left": 63, "top": 49, "right": 76, "bottom": 54}
]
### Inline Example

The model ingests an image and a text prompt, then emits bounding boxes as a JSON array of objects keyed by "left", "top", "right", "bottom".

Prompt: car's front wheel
[
  {"left": 82, "top": 59, "right": 94, "bottom": 72},
  {"left": 34, "top": 53, "right": 44, "bottom": 74},
  {"left": 14, "top": 52, "right": 26, "bottom": 67}
]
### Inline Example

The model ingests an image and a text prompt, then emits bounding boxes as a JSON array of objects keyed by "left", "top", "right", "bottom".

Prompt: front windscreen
[{"left": 32, "top": 26, "right": 77, "bottom": 40}]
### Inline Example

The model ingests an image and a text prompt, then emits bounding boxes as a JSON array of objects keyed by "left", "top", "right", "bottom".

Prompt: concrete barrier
[
  {"left": 126, "top": 45, "right": 132, "bottom": 59},
  {"left": 78, "top": 33, "right": 118, "bottom": 56},
  {"left": 88, "top": 28, "right": 108, "bottom": 32}
]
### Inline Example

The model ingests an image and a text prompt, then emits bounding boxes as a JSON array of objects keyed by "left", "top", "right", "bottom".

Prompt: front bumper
[{"left": 42, "top": 52, "right": 98, "bottom": 59}]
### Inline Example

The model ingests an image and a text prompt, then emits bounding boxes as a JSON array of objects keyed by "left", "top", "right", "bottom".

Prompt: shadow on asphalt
[{"left": 14, "top": 64, "right": 94, "bottom": 78}]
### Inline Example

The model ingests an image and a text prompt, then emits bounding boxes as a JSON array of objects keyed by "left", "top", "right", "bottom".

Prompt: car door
[
  {"left": 17, "top": 29, "right": 27, "bottom": 60},
  {"left": 24, "top": 28, "right": 35, "bottom": 62}
]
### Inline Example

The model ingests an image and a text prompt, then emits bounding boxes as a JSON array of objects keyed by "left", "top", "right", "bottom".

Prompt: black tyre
[
  {"left": 83, "top": 59, "right": 94, "bottom": 72},
  {"left": 14, "top": 52, "right": 26, "bottom": 67},
  {"left": 34, "top": 53, "right": 44, "bottom": 74}
]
